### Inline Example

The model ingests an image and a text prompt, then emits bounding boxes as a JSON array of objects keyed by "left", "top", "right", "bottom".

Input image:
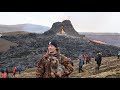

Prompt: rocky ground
[
  {"left": 1, "top": 56, "right": 120, "bottom": 78},
  {"left": 0, "top": 19, "right": 120, "bottom": 72},
  {"left": 0, "top": 33, "right": 120, "bottom": 71},
  {"left": 0, "top": 38, "right": 18, "bottom": 52}
]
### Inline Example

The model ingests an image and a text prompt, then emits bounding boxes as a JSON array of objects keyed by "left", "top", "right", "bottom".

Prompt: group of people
[
  {"left": 36, "top": 39, "right": 104, "bottom": 78},
  {"left": 78, "top": 51, "right": 102, "bottom": 73},
  {"left": 1, "top": 66, "right": 21, "bottom": 78}
]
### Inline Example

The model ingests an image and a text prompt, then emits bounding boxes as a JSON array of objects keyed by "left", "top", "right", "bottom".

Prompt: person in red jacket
[
  {"left": 84, "top": 53, "right": 90, "bottom": 64},
  {"left": 13, "top": 67, "right": 17, "bottom": 77},
  {"left": 1, "top": 71, "right": 7, "bottom": 78}
]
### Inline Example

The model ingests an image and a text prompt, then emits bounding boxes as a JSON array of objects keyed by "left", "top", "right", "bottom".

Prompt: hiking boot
[{"left": 82, "top": 70, "right": 84, "bottom": 72}]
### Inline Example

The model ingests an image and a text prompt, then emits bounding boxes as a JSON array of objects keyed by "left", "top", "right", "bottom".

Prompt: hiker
[
  {"left": 5, "top": 67, "right": 9, "bottom": 78},
  {"left": 36, "top": 39, "right": 73, "bottom": 78},
  {"left": 84, "top": 53, "right": 90, "bottom": 64},
  {"left": 88, "top": 51, "right": 93, "bottom": 62},
  {"left": 1, "top": 70, "right": 7, "bottom": 78},
  {"left": 2, "top": 68, "right": 8, "bottom": 76},
  {"left": 1, "top": 68, "right": 4, "bottom": 73},
  {"left": 78, "top": 53, "right": 85, "bottom": 73},
  {"left": 117, "top": 51, "right": 120, "bottom": 59},
  {"left": 17, "top": 66, "right": 22, "bottom": 74},
  {"left": 95, "top": 52, "right": 102, "bottom": 70},
  {"left": 13, "top": 67, "right": 17, "bottom": 77}
]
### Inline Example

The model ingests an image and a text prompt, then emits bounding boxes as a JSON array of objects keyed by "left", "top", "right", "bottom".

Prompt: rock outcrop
[{"left": 44, "top": 20, "right": 80, "bottom": 37}]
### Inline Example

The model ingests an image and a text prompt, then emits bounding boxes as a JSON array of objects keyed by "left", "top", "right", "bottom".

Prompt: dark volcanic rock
[
  {"left": 1, "top": 20, "right": 120, "bottom": 71},
  {"left": 62, "top": 20, "right": 80, "bottom": 37},
  {"left": 1, "top": 33, "right": 120, "bottom": 71}
]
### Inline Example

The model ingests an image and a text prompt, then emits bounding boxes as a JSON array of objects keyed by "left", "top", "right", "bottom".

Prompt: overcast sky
[{"left": 0, "top": 12, "right": 120, "bottom": 33}]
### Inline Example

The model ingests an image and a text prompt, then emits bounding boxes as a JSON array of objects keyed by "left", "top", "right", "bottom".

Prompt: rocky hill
[
  {"left": 44, "top": 20, "right": 80, "bottom": 37},
  {"left": 0, "top": 24, "right": 50, "bottom": 33}
]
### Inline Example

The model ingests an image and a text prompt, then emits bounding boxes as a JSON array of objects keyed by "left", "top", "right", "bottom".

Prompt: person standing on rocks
[
  {"left": 17, "top": 66, "right": 22, "bottom": 74},
  {"left": 13, "top": 67, "right": 17, "bottom": 77},
  {"left": 1, "top": 70, "right": 7, "bottom": 78},
  {"left": 36, "top": 39, "right": 73, "bottom": 78},
  {"left": 78, "top": 53, "right": 85, "bottom": 73},
  {"left": 117, "top": 51, "right": 120, "bottom": 59},
  {"left": 5, "top": 67, "right": 9, "bottom": 78},
  {"left": 95, "top": 52, "right": 102, "bottom": 70},
  {"left": 84, "top": 53, "right": 90, "bottom": 64}
]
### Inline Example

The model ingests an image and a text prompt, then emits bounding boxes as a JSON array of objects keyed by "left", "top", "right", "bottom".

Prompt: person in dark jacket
[
  {"left": 78, "top": 54, "right": 85, "bottom": 73},
  {"left": 95, "top": 52, "right": 102, "bottom": 70},
  {"left": 5, "top": 67, "right": 9, "bottom": 78},
  {"left": 1, "top": 68, "right": 4, "bottom": 73},
  {"left": 17, "top": 66, "right": 22, "bottom": 74},
  {"left": 117, "top": 51, "right": 120, "bottom": 59}
]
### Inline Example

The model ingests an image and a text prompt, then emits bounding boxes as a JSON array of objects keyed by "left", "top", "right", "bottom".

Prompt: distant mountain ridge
[
  {"left": 0, "top": 23, "right": 50, "bottom": 33},
  {"left": 79, "top": 32, "right": 120, "bottom": 47},
  {"left": 79, "top": 32, "right": 120, "bottom": 35}
]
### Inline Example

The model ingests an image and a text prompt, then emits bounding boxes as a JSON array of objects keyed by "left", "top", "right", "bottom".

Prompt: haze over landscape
[
  {"left": 0, "top": 12, "right": 120, "bottom": 47},
  {"left": 0, "top": 12, "right": 120, "bottom": 33}
]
